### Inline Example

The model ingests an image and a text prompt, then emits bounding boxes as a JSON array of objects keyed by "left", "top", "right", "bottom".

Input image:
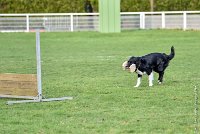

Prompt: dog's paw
[
  {"left": 134, "top": 85, "right": 139, "bottom": 88},
  {"left": 149, "top": 84, "right": 153, "bottom": 87},
  {"left": 158, "top": 80, "right": 162, "bottom": 84}
]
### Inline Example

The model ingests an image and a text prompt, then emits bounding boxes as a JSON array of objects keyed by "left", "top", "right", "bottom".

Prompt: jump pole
[{"left": 7, "top": 31, "right": 73, "bottom": 105}]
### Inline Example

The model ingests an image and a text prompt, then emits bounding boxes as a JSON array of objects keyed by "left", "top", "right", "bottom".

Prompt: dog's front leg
[
  {"left": 148, "top": 72, "right": 154, "bottom": 86},
  {"left": 134, "top": 74, "right": 142, "bottom": 87}
]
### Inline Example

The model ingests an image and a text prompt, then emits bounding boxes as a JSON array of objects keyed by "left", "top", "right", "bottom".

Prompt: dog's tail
[{"left": 168, "top": 46, "right": 175, "bottom": 60}]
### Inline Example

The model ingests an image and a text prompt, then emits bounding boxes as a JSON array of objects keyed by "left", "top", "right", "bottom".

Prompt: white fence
[{"left": 0, "top": 11, "right": 200, "bottom": 32}]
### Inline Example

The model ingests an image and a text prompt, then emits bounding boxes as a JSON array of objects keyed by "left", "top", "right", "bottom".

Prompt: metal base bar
[
  {"left": 0, "top": 94, "right": 38, "bottom": 100},
  {"left": 7, "top": 97, "right": 73, "bottom": 105}
]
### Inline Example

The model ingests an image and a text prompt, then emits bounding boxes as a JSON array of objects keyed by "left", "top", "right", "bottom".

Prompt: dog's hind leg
[
  {"left": 148, "top": 72, "right": 154, "bottom": 87},
  {"left": 134, "top": 74, "right": 142, "bottom": 87},
  {"left": 158, "top": 72, "right": 164, "bottom": 84}
]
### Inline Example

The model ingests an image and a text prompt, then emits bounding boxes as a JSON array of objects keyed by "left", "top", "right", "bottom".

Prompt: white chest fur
[{"left": 136, "top": 69, "right": 146, "bottom": 75}]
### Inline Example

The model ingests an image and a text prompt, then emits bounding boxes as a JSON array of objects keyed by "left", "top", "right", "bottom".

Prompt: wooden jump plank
[
  {"left": 0, "top": 74, "right": 38, "bottom": 98},
  {"left": 0, "top": 74, "right": 37, "bottom": 82},
  {"left": 0, "top": 80, "right": 37, "bottom": 89},
  {"left": 0, "top": 87, "right": 38, "bottom": 96}
]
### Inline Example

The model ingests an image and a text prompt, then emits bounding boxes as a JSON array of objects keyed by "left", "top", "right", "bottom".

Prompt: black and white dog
[{"left": 122, "top": 46, "right": 175, "bottom": 87}]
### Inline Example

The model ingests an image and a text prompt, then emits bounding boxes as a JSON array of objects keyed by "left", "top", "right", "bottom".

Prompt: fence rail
[{"left": 0, "top": 11, "right": 200, "bottom": 32}]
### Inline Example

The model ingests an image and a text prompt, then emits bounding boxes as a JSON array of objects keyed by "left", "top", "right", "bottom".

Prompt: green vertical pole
[{"left": 99, "top": 0, "right": 121, "bottom": 33}]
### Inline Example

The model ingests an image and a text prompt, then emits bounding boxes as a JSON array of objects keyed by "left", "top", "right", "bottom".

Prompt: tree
[{"left": 0, "top": 0, "right": 200, "bottom": 13}]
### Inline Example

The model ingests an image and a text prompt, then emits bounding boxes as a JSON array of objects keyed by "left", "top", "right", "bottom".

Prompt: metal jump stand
[{"left": 7, "top": 31, "right": 73, "bottom": 105}]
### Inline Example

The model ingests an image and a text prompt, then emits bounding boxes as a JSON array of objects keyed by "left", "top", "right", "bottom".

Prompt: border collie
[{"left": 122, "top": 46, "right": 175, "bottom": 87}]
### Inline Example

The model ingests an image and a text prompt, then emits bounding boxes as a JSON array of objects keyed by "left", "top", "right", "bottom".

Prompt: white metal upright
[{"left": 36, "top": 31, "right": 42, "bottom": 101}]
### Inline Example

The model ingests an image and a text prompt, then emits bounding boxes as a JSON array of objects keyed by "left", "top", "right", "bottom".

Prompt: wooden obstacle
[
  {"left": 0, "top": 74, "right": 38, "bottom": 99},
  {"left": 0, "top": 31, "right": 73, "bottom": 105}
]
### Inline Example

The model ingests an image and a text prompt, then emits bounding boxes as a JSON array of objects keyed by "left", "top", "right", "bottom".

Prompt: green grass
[{"left": 0, "top": 30, "right": 199, "bottom": 134}]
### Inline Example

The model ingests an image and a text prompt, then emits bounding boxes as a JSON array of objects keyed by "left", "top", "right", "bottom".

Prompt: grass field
[{"left": 0, "top": 30, "right": 199, "bottom": 134}]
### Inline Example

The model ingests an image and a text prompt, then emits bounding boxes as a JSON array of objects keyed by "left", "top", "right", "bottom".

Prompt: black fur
[{"left": 126, "top": 46, "right": 175, "bottom": 83}]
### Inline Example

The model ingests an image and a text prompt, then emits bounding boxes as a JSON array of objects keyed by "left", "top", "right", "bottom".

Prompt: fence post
[
  {"left": 183, "top": 12, "right": 187, "bottom": 31},
  {"left": 70, "top": 14, "right": 74, "bottom": 32},
  {"left": 162, "top": 12, "right": 165, "bottom": 29},
  {"left": 140, "top": 12, "right": 145, "bottom": 29},
  {"left": 26, "top": 14, "right": 29, "bottom": 32}
]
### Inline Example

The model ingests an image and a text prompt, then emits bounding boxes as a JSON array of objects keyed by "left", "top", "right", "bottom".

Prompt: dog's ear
[
  {"left": 140, "top": 58, "right": 146, "bottom": 64},
  {"left": 134, "top": 57, "right": 141, "bottom": 67}
]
